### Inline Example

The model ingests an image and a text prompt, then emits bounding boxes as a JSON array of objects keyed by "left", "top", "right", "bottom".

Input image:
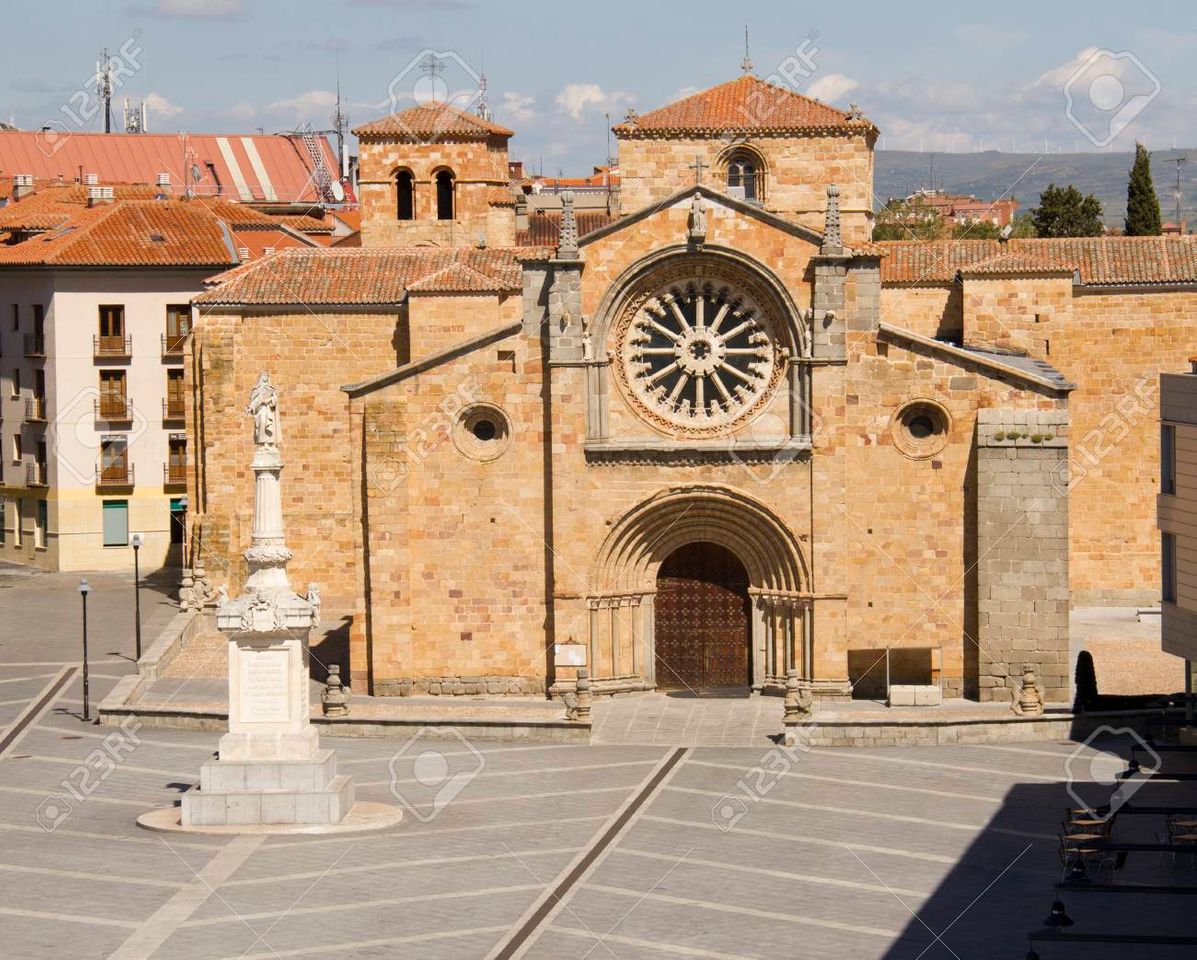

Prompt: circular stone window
[
  {"left": 454, "top": 404, "right": 511, "bottom": 462},
  {"left": 612, "top": 261, "right": 786, "bottom": 437},
  {"left": 890, "top": 400, "right": 950, "bottom": 459}
]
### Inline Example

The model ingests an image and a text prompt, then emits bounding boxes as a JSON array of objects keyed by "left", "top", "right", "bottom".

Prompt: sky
[{"left": 4, "top": 0, "right": 1197, "bottom": 173}]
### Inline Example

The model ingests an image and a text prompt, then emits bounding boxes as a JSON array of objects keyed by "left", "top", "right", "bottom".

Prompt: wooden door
[{"left": 655, "top": 542, "right": 750, "bottom": 691}]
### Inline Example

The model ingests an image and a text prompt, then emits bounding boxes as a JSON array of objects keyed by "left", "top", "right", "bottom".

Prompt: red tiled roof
[
  {"left": 957, "top": 251, "right": 1074, "bottom": 276},
  {"left": 613, "top": 75, "right": 874, "bottom": 137},
  {"left": 0, "top": 200, "right": 237, "bottom": 267},
  {"left": 0, "top": 183, "right": 160, "bottom": 231},
  {"left": 879, "top": 237, "right": 1197, "bottom": 286},
  {"left": 0, "top": 130, "right": 341, "bottom": 203},
  {"left": 516, "top": 209, "right": 615, "bottom": 247},
  {"left": 352, "top": 101, "right": 514, "bottom": 140},
  {"left": 278, "top": 214, "right": 334, "bottom": 234},
  {"left": 194, "top": 246, "right": 552, "bottom": 305},
  {"left": 330, "top": 230, "right": 361, "bottom": 248}
]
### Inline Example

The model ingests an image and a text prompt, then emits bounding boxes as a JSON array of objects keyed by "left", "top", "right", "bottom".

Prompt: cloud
[
  {"left": 144, "top": 92, "right": 184, "bottom": 120},
  {"left": 128, "top": 0, "right": 245, "bottom": 18},
  {"left": 806, "top": 73, "right": 858, "bottom": 104},
  {"left": 223, "top": 101, "right": 257, "bottom": 122},
  {"left": 499, "top": 92, "right": 536, "bottom": 124},
  {"left": 265, "top": 90, "right": 338, "bottom": 123},
  {"left": 555, "top": 83, "right": 633, "bottom": 121}
]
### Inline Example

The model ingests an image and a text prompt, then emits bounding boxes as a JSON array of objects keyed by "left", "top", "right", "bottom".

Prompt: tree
[
  {"left": 1007, "top": 211, "right": 1038, "bottom": 238},
  {"left": 872, "top": 197, "right": 946, "bottom": 242},
  {"left": 1031, "top": 184, "right": 1104, "bottom": 237},
  {"left": 1124, "top": 142, "right": 1163, "bottom": 236},
  {"left": 952, "top": 219, "right": 1002, "bottom": 240}
]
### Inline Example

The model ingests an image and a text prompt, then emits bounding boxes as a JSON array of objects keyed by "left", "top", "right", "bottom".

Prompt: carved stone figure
[
  {"left": 1011, "top": 663, "right": 1046, "bottom": 716},
  {"left": 581, "top": 315, "right": 594, "bottom": 361},
  {"left": 688, "top": 191, "right": 707, "bottom": 246},
  {"left": 247, "top": 371, "right": 280, "bottom": 448},
  {"left": 307, "top": 583, "right": 322, "bottom": 628}
]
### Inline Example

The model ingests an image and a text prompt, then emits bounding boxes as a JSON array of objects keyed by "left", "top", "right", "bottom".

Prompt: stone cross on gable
[{"left": 688, "top": 155, "right": 707, "bottom": 186}]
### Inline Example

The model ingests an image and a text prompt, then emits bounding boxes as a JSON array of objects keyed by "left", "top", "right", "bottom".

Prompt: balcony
[
  {"left": 26, "top": 461, "right": 47, "bottom": 487},
  {"left": 96, "top": 461, "right": 134, "bottom": 488},
  {"left": 95, "top": 397, "right": 133, "bottom": 421},
  {"left": 164, "top": 461, "right": 187, "bottom": 487},
  {"left": 23, "top": 334, "right": 45, "bottom": 357},
  {"left": 25, "top": 396, "right": 46, "bottom": 422},
  {"left": 94, "top": 334, "right": 132, "bottom": 360},
  {"left": 162, "top": 333, "right": 187, "bottom": 360},
  {"left": 163, "top": 397, "right": 186, "bottom": 422}
]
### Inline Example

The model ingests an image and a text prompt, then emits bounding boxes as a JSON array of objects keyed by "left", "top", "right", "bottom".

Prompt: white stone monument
[{"left": 140, "top": 372, "right": 399, "bottom": 833}]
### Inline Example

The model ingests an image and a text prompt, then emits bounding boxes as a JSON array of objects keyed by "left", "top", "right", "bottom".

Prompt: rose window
[{"left": 618, "top": 281, "right": 781, "bottom": 432}]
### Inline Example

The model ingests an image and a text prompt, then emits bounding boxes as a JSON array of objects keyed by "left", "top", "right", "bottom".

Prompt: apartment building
[{"left": 0, "top": 186, "right": 247, "bottom": 571}]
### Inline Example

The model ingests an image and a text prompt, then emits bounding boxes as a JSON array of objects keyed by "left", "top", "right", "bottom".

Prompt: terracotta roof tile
[
  {"left": 879, "top": 237, "right": 1197, "bottom": 286},
  {"left": 613, "top": 75, "right": 874, "bottom": 137},
  {"left": 0, "top": 183, "right": 160, "bottom": 231},
  {"left": 516, "top": 209, "right": 615, "bottom": 247},
  {"left": 194, "top": 246, "right": 552, "bottom": 305},
  {"left": 0, "top": 200, "right": 237, "bottom": 268},
  {"left": 352, "top": 101, "right": 514, "bottom": 140},
  {"left": 278, "top": 214, "right": 334, "bottom": 234},
  {"left": 957, "top": 250, "right": 1075, "bottom": 275}
]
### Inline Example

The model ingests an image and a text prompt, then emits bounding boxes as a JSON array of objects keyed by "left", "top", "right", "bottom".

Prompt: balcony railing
[
  {"left": 163, "top": 397, "right": 186, "bottom": 421},
  {"left": 94, "top": 334, "right": 132, "bottom": 359},
  {"left": 162, "top": 333, "right": 187, "bottom": 359},
  {"left": 164, "top": 461, "right": 187, "bottom": 487},
  {"left": 94, "top": 396, "right": 132, "bottom": 421},
  {"left": 23, "top": 334, "right": 45, "bottom": 357},
  {"left": 96, "top": 462, "right": 134, "bottom": 488},
  {"left": 25, "top": 396, "right": 46, "bottom": 422},
  {"left": 26, "top": 461, "right": 47, "bottom": 487}
]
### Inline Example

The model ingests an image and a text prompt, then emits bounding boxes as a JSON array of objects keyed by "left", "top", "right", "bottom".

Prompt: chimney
[
  {"left": 12, "top": 174, "right": 34, "bottom": 201},
  {"left": 156, "top": 172, "right": 171, "bottom": 188},
  {"left": 87, "top": 186, "right": 115, "bottom": 207},
  {"left": 83, "top": 173, "right": 99, "bottom": 186},
  {"left": 238, "top": 246, "right": 250, "bottom": 261}
]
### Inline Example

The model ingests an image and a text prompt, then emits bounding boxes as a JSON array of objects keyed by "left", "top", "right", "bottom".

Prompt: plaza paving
[{"left": 2, "top": 564, "right": 1195, "bottom": 958}]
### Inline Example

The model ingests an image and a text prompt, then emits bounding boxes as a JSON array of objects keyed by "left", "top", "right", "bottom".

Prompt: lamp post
[
  {"left": 79, "top": 579, "right": 90, "bottom": 721},
  {"left": 131, "top": 533, "right": 142, "bottom": 661}
]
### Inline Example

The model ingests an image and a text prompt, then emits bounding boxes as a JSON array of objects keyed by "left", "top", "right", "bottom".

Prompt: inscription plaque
[{"left": 239, "top": 647, "right": 291, "bottom": 723}]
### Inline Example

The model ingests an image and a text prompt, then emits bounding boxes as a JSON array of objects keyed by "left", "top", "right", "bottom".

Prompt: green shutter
[{"left": 102, "top": 500, "right": 128, "bottom": 546}]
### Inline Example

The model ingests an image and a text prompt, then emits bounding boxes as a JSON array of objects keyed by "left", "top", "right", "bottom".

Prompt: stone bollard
[
  {"left": 782, "top": 669, "right": 812, "bottom": 745},
  {"left": 321, "top": 663, "right": 351, "bottom": 717},
  {"left": 574, "top": 668, "right": 593, "bottom": 722},
  {"left": 1011, "top": 662, "right": 1045, "bottom": 716}
]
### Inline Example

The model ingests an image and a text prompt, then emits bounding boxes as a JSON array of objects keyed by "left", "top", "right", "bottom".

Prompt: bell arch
[{"left": 586, "top": 485, "right": 811, "bottom": 693}]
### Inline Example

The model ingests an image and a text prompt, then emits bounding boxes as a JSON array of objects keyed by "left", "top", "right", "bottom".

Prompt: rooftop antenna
[
  {"left": 1165, "top": 156, "right": 1187, "bottom": 228},
  {"left": 331, "top": 49, "right": 350, "bottom": 178},
  {"left": 605, "top": 112, "right": 613, "bottom": 169},
  {"left": 96, "top": 48, "right": 113, "bottom": 133},
  {"left": 476, "top": 51, "right": 491, "bottom": 122},
  {"left": 740, "top": 25, "right": 754, "bottom": 75}
]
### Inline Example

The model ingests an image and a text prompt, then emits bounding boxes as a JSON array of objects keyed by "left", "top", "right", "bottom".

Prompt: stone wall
[
  {"left": 974, "top": 409, "right": 1070, "bottom": 702},
  {"left": 615, "top": 133, "right": 874, "bottom": 244}
]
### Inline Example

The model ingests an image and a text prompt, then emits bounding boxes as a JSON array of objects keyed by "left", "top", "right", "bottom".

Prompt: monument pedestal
[{"left": 180, "top": 623, "right": 358, "bottom": 828}]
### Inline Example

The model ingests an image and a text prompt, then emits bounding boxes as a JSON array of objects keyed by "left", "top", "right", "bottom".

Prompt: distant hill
[{"left": 875, "top": 149, "right": 1197, "bottom": 227}]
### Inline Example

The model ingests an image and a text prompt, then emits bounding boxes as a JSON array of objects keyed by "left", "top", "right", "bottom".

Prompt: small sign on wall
[{"left": 554, "top": 643, "right": 587, "bottom": 667}]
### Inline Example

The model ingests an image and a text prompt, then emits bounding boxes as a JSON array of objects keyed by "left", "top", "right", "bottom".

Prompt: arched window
[
  {"left": 726, "top": 151, "right": 760, "bottom": 202},
  {"left": 396, "top": 170, "right": 414, "bottom": 220},
  {"left": 435, "top": 170, "right": 455, "bottom": 220}
]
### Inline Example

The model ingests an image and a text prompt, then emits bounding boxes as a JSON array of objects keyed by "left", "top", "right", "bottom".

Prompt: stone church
[{"left": 185, "top": 75, "right": 1197, "bottom": 705}]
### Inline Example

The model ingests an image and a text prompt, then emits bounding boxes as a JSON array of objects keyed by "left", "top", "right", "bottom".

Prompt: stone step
[
  {"left": 182, "top": 774, "right": 355, "bottom": 827},
  {"left": 199, "top": 748, "right": 337, "bottom": 793}
]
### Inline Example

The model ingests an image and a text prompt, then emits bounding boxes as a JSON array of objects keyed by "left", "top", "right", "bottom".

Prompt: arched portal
[
  {"left": 655, "top": 541, "right": 751, "bottom": 691},
  {"left": 588, "top": 485, "right": 810, "bottom": 694}
]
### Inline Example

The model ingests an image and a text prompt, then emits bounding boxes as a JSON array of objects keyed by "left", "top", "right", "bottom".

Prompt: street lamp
[
  {"left": 131, "top": 533, "right": 143, "bottom": 661},
  {"left": 79, "top": 579, "right": 90, "bottom": 722}
]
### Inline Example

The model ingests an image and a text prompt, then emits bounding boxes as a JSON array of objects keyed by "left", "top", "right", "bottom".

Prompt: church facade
[{"left": 185, "top": 76, "right": 1197, "bottom": 705}]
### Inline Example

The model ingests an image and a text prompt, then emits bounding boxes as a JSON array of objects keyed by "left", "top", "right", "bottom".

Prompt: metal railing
[
  {"left": 94, "top": 396, "right": 132, "bottom": 421},
  {"left": 162, "top": 397, "right": 185, "bottom": 421},
  {"left": 25, "top": 396, "right": 46, "bottom": 422},
  {"left": 23, "top": 334, "right": 45, "bottom": 357},
  {"left": 163, "top": 462, "right": 187, "bottom": 486},
  {"left": 25, "top": 461, "right": 47, "bottom": 486},
  {"left": 93, "top": 334, "right": 132, "bottom": 358},
  {"left": 96, "top": 461, "right": 134, "bottom": 487},
  {"left": 162, "top": 333, "right": 186, "bottom": 358}
]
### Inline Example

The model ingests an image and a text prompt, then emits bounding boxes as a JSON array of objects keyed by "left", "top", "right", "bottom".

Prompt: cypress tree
[{"left": 1125, "top": 142, "right": 1163, "bottom": 235}]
